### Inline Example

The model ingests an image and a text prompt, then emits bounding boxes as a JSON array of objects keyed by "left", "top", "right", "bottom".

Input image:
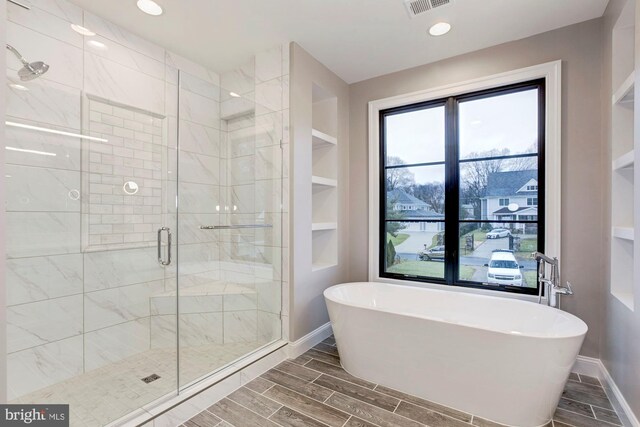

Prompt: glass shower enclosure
[{"left": 4, "top": 5, "right": 284, "bottom": 424}]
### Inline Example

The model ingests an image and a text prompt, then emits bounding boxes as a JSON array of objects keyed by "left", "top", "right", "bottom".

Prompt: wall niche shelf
[
  {"left": 312, "top": 176, "right": 338, "bottom": 188},
  {"left": 312, "top": 128, "right": 337, "bottom": 148},
  {"left": 613, "top": 71, "right": 635, "bottom": 106},
  {"left": 613, "top": 226, "right": 635, "bottom": 241},
  {"left": 311, "top": 84, "right": 339, "bottom": 272},
  {"left": 610, "top": 0, "right": 636, "bottom": 312},
  {"left": 613, "top": 149, "right": 634, "bottom": 170},
  {"left": 312, "top": 222, "right": 338, "bottom": 231}
]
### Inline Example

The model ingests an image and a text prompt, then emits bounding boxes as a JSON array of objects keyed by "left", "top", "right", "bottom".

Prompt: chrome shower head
[{"left": 6, "top": 44, "right": 50, "bottom": 81}]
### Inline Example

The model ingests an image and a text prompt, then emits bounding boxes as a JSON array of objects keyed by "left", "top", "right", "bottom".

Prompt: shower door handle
[{"left": 157, "top": 227, "right": 172, "bottom": 266}]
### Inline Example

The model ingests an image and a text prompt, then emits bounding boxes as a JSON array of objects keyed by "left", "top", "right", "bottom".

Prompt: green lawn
[
  {"left": 523, "top": 270, "right": 538, "bottom": 289},
  {"left": 387, "top": 261, "right": 475, "bottom": 281},
  {"left": 387, "top": 233, "right": 410, "bottom": 247},
  {"left": 516, "top": 238, "right": 537, "bottom": 259}
]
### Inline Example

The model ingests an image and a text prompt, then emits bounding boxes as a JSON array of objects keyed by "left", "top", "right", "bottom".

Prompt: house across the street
[
  {"left": 387, "top": 189, "right": 444, "bottom": 232},
  {"left": 481, "top": 169, "right": 538, "bottom": 233}
]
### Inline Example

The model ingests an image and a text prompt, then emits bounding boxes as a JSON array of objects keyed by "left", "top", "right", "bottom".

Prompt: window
[{"left": 380, "top": 80, "right": 545, "bottom": 295}]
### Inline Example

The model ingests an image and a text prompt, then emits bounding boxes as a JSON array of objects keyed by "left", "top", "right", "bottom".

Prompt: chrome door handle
[{"left": 157, "top": 227, "right": 172, "bottom": 266}]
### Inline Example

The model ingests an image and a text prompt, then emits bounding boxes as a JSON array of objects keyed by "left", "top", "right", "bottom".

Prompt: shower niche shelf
[
  {"left": 311, "top": 84, "right": 338, "bottom": 272},
  {"left": 610, "top": 0, "right": 636, "bottom": 312}
]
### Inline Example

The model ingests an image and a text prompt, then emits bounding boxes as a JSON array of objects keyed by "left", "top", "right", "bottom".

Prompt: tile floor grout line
[
  {"left": 340, "top": 414, "right": 352, "bottom": 427},
  {"left": 323, "top": 391, "right": 335, "bottom": 404},
  {"left": 216, "top": 392, "right": 282, "bottom": 424},
  {"left": 560, "top": 395, "right": 620, "bottom": 421},
  {"left": 372, "top": 381, "right": 474, "bottom": 421},
  {"left": 261, "top": 383, "right": 277, "bottom": 395},
  {"left": 311, "top": 347, "right": 342, "bottom": 358},
  {"left": 327, "top": 391, "right": 432, "bottom": 427},
  {"left": 226, "top": 386, "right": 285, "bottom": 415},
  {"left": 588, "top": 403, "right": 597, "bottom": 419},
  {"left": 259, "top": 372, "right": 337, "bottom": 405},
  {"left": 272, "top": 365, "right": 321, "bottom": 383},
  {"left": 392, "top": 397, "right": 401, "bottom": 413},
  {"left": 301, "top": 357, "right": 380, "bottom": 391}
]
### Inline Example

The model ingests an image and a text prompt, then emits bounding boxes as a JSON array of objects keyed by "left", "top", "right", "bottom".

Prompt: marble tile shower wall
[{"left": 4, "top": 0, "right": 288, "bottom": 401}]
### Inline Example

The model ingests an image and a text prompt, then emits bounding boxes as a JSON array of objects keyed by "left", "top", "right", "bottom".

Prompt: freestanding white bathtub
[{"left": 324, "top": 282, "right": 588, "bottom": 427}]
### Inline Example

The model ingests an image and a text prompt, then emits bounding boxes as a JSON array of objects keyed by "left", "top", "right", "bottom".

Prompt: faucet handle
[{"left": 565, "top": 281, "right": 574, "bottom": 295}]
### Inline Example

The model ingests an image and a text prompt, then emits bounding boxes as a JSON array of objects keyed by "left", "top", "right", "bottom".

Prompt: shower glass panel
[
  {"left": 5, "top": 85, "right": 179, "bottom": 425},
  {"left": 5, "top": 1, "right": 284, "bottom": 424},
  {"left": 176, "top": 70, "right": 283, "bottom": 388}
]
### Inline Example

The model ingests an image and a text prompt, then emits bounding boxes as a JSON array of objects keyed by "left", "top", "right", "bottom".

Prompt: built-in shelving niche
[
  {"left": 311, "top": 83, "right": 338, "bottom": 272},
  {"left": 610, "top": 0, "right": 636, "bottom": 311}
]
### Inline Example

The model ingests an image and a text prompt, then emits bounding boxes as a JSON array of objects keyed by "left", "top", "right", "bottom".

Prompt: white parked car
[
  {"left": 486, "top": 228, "right": 511, "bottom": 239},
  {"left": 485, "top": 250, "right": 523, "bottom": 286}
]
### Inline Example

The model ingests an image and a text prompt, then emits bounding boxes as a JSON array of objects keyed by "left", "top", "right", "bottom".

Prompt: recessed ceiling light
[
  {"left": 9, "top": 83, "right": 29, "bottom": 91},
  {"left": 429, "top": 22, "right": 451, "bottom": 37},
  {"left": 71, "top": 24, "right": 95, "bottom": 36},
  {"left": 137, "top": 0, "right": 163, "bottom": 16},
  {"left": 229, "top": 92, "right": 241, "bottom": 98},
  {"left": 87, "top": 40, "right": 108, "bottom": 50}
]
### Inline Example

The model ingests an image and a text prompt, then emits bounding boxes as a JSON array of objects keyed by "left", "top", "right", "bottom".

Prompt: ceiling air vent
[{"left": 404, "top": 0, "right": 451, "bottom": 18}]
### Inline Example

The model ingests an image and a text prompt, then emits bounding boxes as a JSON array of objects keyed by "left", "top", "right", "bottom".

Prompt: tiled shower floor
[
  {"left": 11, "top": 340, "right": 269, "bottom": 427},
  {"left": 182, "top": 337, "right": 624, "bottom": 427}
]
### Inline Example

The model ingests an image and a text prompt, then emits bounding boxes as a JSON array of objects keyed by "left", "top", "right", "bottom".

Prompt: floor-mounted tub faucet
[{"left": 532, "top": 252, "right": 573, "bottom": 308}]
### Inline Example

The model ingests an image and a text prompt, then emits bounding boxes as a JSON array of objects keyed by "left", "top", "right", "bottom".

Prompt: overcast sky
[{"left": 385, "top": 89, "right": 539, "bottom": 184}]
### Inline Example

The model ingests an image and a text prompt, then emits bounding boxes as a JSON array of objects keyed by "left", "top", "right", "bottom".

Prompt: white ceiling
[{"left": 69, "top": 0, "right": 609, "bottom": 83}]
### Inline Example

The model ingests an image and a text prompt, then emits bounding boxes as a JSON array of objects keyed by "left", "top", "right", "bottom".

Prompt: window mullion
[{"left": 444, "top": 97, "right": 459, "bottom": 286}]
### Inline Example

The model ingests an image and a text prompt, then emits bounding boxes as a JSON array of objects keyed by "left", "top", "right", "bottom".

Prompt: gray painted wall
[
  {"left": 347, "top": 19, "right": 606, "bottom": 359},
  {"left": 289, "top": 43, "right": 350, "bottom": 341},
  {"left": 601, "top": 0, "right": 640, "bottom": 419}
]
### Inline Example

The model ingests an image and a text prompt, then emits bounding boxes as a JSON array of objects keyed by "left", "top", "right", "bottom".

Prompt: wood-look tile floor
[{"left": 181, "top": 337, "right": 624, "bottom": 427}]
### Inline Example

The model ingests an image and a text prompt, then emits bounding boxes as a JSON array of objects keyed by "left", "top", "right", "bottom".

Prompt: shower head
[{"left": 6, "top": 44, "right": 50, "bottom": 81}]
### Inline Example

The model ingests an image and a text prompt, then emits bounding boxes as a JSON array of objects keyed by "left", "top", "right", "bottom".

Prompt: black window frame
[{"left": 379, "top": 79, "right": 546, "bottom": 296}]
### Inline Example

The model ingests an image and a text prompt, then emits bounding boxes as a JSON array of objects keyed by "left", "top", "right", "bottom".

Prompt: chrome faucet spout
[{"left": 532, "top": 252, "right": 573, "bottom": 308}]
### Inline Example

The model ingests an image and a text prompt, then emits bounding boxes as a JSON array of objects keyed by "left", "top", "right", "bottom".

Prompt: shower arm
[{"left": 6, "top": 44, "right": 34, "bottom": 71}]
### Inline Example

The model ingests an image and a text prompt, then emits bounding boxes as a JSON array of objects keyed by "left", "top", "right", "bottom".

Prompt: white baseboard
[
  {"left": 573, "top": 356, "right": 639, "bottom": 427},
  {"left": 287, "top": 322, "right": 333, "bottom": 359},
  {"left": 572, "top": 355, "right": 603, "bottom": 379}
]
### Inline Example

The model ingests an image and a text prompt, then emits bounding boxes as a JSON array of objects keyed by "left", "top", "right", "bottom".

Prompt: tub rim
[{"left": 324, "top": 281, "right": 588, "bottom": 340}]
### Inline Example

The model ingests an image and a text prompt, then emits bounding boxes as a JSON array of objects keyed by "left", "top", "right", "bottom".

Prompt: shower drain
[{"left": 141, "top": 374, "right": 161, "bottom": 384}]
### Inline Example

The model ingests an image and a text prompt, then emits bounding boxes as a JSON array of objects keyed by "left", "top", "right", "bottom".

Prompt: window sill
[{"left": 375, "top": 275, "right": 545, "bottom": 303}]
